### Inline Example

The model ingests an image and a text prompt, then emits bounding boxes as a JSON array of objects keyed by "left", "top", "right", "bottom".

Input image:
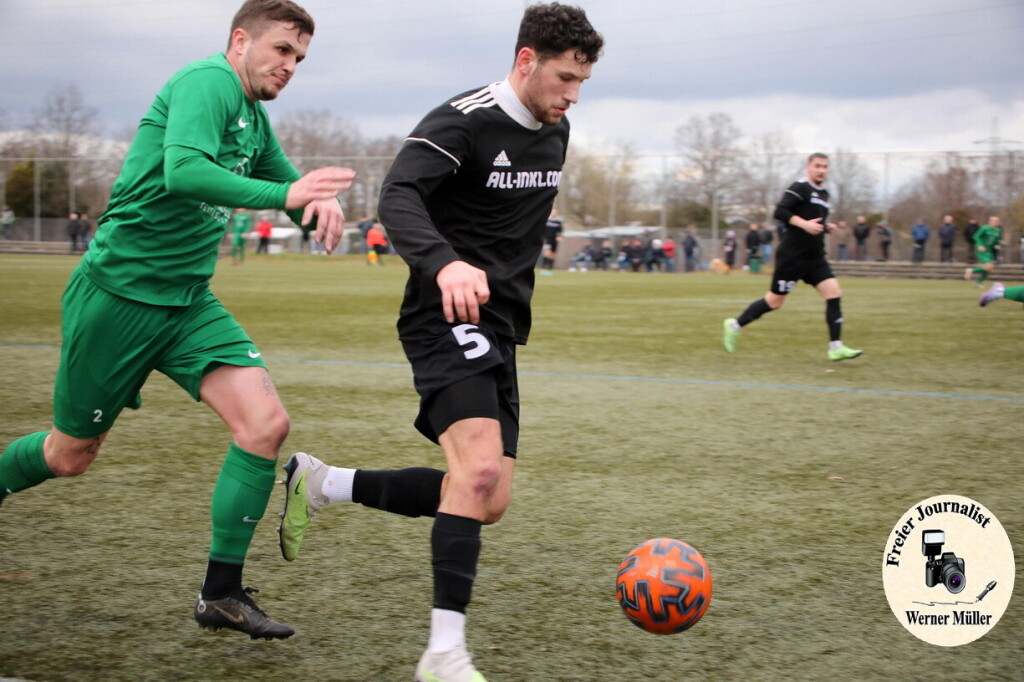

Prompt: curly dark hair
[
  {"left": 228, "top": 0, "right": 315, "bottom": 49},
  {"left": 516, "top": 3, "right": 604, "bottom": 64}
]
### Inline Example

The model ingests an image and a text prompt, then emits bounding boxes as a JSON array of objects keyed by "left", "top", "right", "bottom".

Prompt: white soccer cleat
[
  {"left": 415, "top": 646, "right": 487, "bottom": 682},
  {"left": 979, "top": 282, "right": 1005, "bottom": 307},
  {"left": 278, "top": 452, "right": 330, "bottom": 561}
]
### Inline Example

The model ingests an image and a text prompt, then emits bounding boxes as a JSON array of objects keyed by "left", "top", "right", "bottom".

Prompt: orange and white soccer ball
[{"left": 616, "top": 537, "right": 712, "bottom": 634}]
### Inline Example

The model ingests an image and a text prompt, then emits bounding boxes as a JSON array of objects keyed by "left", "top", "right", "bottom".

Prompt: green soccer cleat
[
  {"left": 278, "top": 452, "right": 329, "bottom": 562},
  {"left": 194, "top": 587, "right": 294, "bottom": 640},
  {"left": 722, "top": 318, "right": 740, "bottom": 353},
  {"left": 416, "top": 646, "right": 487, "bottom": 682},
  {"left": 828, "top": 345, "right": 863, "bottom": 362}
]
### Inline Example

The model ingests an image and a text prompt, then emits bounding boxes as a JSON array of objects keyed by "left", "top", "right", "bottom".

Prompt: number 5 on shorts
[{"left": 452, "top": 324, "right": 491, "bottom": 360}]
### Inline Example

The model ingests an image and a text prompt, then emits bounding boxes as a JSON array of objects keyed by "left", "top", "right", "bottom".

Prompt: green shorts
[
  {"left": 53, "top": 269, "right": 267, "bottom": 438},
  {"left": 975, "top": 248, "right": 994, "bottom": 265}
]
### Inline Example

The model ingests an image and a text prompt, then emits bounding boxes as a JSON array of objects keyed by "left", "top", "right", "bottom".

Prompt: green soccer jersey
[
  {"left": 974, "top": 224, "right": 1000, "bottom": 250},
  {"left": 81, "top": 53, "right": 301, "bottom": 305},
  {"left": 232, "top": 213, "right": 252, "bottom": 244}
]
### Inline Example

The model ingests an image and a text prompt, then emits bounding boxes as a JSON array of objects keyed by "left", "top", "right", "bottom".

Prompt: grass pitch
[{"left": 1, "top": 254, "right": 1022, "bottom": 681}]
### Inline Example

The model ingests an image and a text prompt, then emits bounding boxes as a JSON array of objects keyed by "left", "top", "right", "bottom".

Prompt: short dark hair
[
  {"left": 228, "top": 0, "right": 315, "bottom": 49},
  {"left": 808, "top": 152, "right": 829, "bottom": 163},
  {"left": 516, "top": 3, "right": 604, "bottom": 64}
]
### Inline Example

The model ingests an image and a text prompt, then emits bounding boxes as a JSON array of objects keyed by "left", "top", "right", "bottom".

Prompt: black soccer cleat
[{"left": 194, "top": 586, "right": 295, "bottom": 640}]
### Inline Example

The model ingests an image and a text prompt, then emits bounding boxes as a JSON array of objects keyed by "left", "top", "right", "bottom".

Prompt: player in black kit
[
  {"left": 722, "top": 153, "right": 862, "bottom": 361},
  {"left": 277, "top": 4, "right": 603, "bottom": 681}
]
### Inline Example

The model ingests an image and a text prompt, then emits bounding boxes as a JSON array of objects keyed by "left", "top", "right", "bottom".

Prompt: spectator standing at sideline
[
  {"left": 66, "top": 212, "right": 82, "bottom": 253},
  {"left": 938, "top": 215, "right": 956, "bottom": 263},
  {"left": 1, "top": 205, "right": 14, "bottom": 240},
  {"left": 833, "top": 219, "right": 851, "bottom": 261},
  {"left": 722, "top": 230, "right": 738, "bottom": 271},
  {"left": 758, "top": 223, "right": 773, "bottom": 265},
  {"left": 964, "top": 219, "right": 980, "bottom": 264},
  {"left": 662, "top": 237, "right": 676, "bottom": 272},
  {"left": 255, "top": 215, "right": 272, "bottom": 253},
  {"left": 876, "top": 220, "right": 892, "bottom": 261},
  {"left": 745, "top": 224, "right": 761, "bottom": 268},
  {"left": 365, "top": 221, "right": 388, "bottom": 265},
  {"left": 852, "top": 216, "right": 870, "bottom": 261},
  {"left": 911, "top": 219, "right": 930, "bottom": 263},
  {"left": 683, "top": 230, "right": 699, "bottom": 271}
]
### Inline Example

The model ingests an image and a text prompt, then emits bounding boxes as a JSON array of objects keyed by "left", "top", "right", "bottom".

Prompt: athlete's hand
[
  {"left": 437, "top": 261, "right": 490, "bottom": 324},
  {"left": 286, "top": 167, "right": 356, "bottom": 210},
  {"left": 799, "top": 217, "right": 825, "bottom": 235},
  {"left": 305, "top": 199, "right": 346, "bottom": 253}
]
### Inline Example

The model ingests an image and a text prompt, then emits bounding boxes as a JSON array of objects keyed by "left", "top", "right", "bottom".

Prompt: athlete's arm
[
  {"left": 164, "top": 145, "right": 289, "bottom": 208},
  {"left": 378, "top": 139, "right": 463, "bottom": 279},
  {"left": 774, "top": 184, "right": 824, "bottom": 235}
]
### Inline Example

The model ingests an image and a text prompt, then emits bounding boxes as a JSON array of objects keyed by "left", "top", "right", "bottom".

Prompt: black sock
[
  {"left": 431, "top": 513, "right": 482, "bottom": 613},
  {"left": 201, "top": 560, "right": 242, "bottom": 600},
  {"left": 353, "top": 467, "right": 445, "bottom": 517},
  {"left": 826, "top": 297, "right": 843, "bottom": 342},
  {"left": 737, "top": 298, "right": 773, "bottom": 327}
]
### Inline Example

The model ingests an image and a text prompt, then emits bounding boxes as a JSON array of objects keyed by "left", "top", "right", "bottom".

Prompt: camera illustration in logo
[{"left": 922, "top": 529, "right": 966, "bottom": 594}]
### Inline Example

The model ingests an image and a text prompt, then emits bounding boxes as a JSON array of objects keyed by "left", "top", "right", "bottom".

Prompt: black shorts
[
  {"left": 400, "top": 318, "right": 520, "bottom": 458},
  {"left": 770, "top": 254, "right": 835, "bottom": 295}
]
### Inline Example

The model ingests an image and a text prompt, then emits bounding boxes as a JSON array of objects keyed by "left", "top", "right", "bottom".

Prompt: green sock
[
  {"left": 976, "top": 270, "right": 989, "bottom": 284},
  {"left": 0, "top": 432, "right": 55, "bottom": 497},
  {"left": 1004, "top": 286, "right": 1024, "bottom": 303},
  {"left": 208, "top": 443, "right": 277, "bottom": 564}
]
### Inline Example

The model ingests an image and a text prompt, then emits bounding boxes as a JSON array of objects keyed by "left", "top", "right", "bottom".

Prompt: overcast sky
[{"left": 2, "top": 0, "right": 1023, "bottom": 156}]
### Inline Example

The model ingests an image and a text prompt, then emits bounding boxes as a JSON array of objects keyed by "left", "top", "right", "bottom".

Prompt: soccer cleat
[
  {"left": 979, "top": 282, "right": 1005, "bottom": 307},
  {"left": 416, "top": 646, "right": 487, "bottom": 682},
  {"left": 722, "top": 319, "right": 740, "bottom": 353},
  {"left": 278, "top": 452, "right": 329, "bottom": 562},
  {"left": 194, "top": 587, "right": 294, "bottom": 640},
  {"left": 828, "top": 345, "right": 863, "bottom": 362}
]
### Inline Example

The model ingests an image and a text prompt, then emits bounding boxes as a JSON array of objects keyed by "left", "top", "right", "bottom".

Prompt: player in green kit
[
  {"left": 965, "top": 216, "right": 1002, "bottom": 286},
  {"left": 0, "top": 0, "right": 354, "bottom": 640},
  {"left": 231, "top": 208, "right": 252, "bottom": 265}
]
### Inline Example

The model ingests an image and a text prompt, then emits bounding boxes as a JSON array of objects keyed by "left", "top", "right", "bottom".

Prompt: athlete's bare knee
[
  {"left": 44, "top": 434, "right": 103, "bottom": 477},
  {"left": 234, "top": 407, "right": 290, "bottom": 456},
  {"left": 765, "top": 294, "right": 785, "bottom": 310},
  {"left": 483, "top": 496, "right": 510, "bottom": 525}
]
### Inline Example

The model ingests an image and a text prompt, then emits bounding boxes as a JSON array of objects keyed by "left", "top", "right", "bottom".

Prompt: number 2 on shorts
[{"left": 452, "top": 324, "right": 491, "bottom": 360}]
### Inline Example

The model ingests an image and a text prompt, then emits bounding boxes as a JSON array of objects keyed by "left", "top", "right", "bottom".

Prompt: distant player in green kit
[
  {"left": 965, "top": 216, "right": 1002, "bottom": 286},
  {"left": 231, "top": 208, "right": 252, "bottom": 264},
  {"left": 0, "top": 0, "right": 354, "bottom": 639}
]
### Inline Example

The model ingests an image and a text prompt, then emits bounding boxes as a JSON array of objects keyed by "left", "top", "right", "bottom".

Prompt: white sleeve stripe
[
  {"left": 404, "top": 137, "right": 461, "bottom": 167},
  {"left": 784, "top": 189, "right": 801, "bottom": 198}
]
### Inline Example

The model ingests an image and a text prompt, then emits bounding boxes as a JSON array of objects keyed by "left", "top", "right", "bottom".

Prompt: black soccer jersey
[
  {"left": 773, "top": 178, "right": 830, "bottom": 259},
  {"left": 379, "top": 80, "right": 569, "bottom": 344}
]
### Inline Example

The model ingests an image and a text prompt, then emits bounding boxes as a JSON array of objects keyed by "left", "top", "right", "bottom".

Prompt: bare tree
[
  {"left": 31, "top": 84, "right": 99, "bottom": 155},
  {"left": 828, "top": 147, "right": 875, "bottom": 222},
  {"left": 674, "top": 113, "right": 743, "bottom": 244},
  {"left": 560, "top": 142, "right": 642, "bottom": 228},
  {"left": 737, "top": 130, "right": 797, "bottom": 223}
]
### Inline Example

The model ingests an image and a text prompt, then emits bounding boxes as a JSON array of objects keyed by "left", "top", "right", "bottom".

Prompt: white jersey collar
[{"left": 492, "top": 78, "right": 542, "bottom": 131}]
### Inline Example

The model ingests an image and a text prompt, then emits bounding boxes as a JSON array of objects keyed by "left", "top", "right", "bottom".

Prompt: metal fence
[{"left": 2, "top": 150, "right": 1020, "bottom": 266}]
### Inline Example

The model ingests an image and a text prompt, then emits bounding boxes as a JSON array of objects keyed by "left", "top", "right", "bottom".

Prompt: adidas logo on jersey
[{"left": 493, "top": 150, "right": 511, "bottom": 167}]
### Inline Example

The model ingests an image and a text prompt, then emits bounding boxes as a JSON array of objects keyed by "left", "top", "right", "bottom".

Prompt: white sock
[
  {"left": 829, "top": 340, "right": 843, "bottom": 351},
  {"left": 321, "top": 466, "right": 356, "bottom": 504},
  {"left": 427, "top": 608, "right": 466, "bottom": 652}
]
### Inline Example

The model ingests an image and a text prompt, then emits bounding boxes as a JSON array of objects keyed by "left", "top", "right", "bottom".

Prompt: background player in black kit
[
  {"left": 277, "top": 4, "right": 603, "bottom": 681},
  {"left": 722, "top": 153, "right": 863, "bottom": 362}
]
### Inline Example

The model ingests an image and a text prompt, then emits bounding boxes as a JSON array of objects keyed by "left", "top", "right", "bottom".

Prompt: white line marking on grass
[{"left": 4, "top": 344, "right": 1021, "bottom": 403}]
